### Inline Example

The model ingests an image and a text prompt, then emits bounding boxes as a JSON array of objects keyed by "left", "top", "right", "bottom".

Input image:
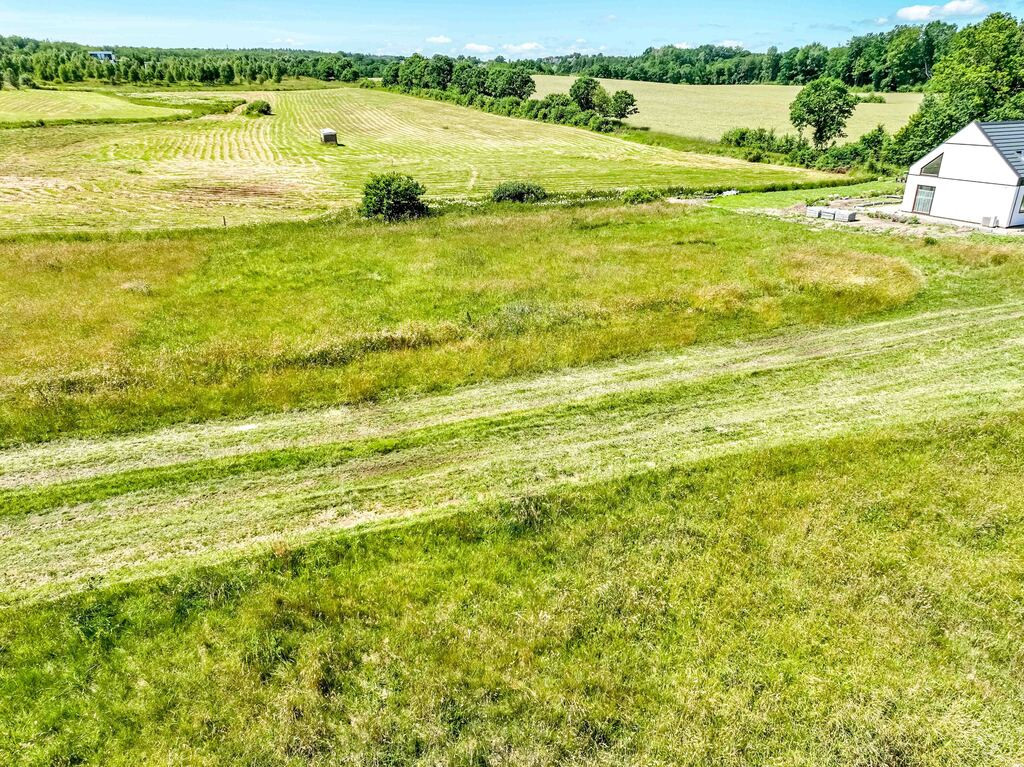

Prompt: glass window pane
[
  {"left": 921, "top": 154, "right": 943, "bottom": 176},
  {"left": 913, "top": 185, "right": 935, "bottom": 215}
]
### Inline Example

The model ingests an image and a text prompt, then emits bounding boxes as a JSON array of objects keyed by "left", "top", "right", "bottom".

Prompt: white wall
[
  {"left": 903, "top": 175, "right": 1019, "bottom": 227},
  {"left": 902, "top": 123, "right": 1024, "bottom": 227}
]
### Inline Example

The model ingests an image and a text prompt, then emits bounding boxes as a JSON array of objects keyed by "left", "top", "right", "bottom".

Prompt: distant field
[
  {"left": 0, "top": 86, "right": 831, "bottom": 231},
  {"left": 534, "top": 76, "right": 924, "bottom": 141},
  {"left": 0, "top": 89, "right": 186, "bottom": 123}
]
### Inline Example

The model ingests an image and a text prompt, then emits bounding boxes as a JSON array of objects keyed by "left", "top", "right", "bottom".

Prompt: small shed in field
[
  {"left": 320, "top": 129, "right": 338, "bottom": 145},
  {"left": 902, "top": 120, "right": 1024, "bottom": 228}
]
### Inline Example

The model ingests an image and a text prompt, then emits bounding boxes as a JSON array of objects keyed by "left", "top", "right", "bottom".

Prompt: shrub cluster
[
  {"left": 621, "top": 188, "right": 665, "bottom": 205},
  {"left": 359, "top": 173, "right": 428, "bottom": 222},
  {"left": 243, "top": 99, "right": 272, "bottom": 116},
  {"left": 491, "top": 181, "right": 548, "bottom": 203},
  {"left": 722, "top": 124, "right": 895, "bottom": 173}
]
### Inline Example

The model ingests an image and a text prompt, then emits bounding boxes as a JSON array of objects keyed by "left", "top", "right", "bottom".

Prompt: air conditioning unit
[{"left": 982, "top": 217, "right": 994, "bottom": 228}]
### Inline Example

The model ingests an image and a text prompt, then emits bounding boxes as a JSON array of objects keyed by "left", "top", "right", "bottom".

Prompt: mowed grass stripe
[
  {"left": 1, "top": 300, "right": 1013, "bottom": 492},
  {"left": 0, "top": 86, "right": 831, "bottom": 231},
  {"left": 3, "top": 299, "right": 1023, "bottom": 601},
  {"left": 0, "top": 89, "right": 187, "bottom": 123}
]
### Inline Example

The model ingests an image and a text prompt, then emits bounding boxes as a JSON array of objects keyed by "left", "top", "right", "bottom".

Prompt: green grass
[
  {"left": 0, "top": 88, "right": 188, "bottom": 123},
  {"left": 534, "top": 76, "right": 923, "bottom": 142},
  {"left": 3, "top": 412, "right": 1023, "bottom": 765},
  {"left": 3, "top": 187, "right": 1024, "bottom": 763},
  {"left": 0, "top": 202, "right": 924, "bottom": 445},
  {"left": 711, "top": 179, "right": 905, "bottom": 210},
  {"left": 0, "top": 86, "right": 831, "bottom": 232}
]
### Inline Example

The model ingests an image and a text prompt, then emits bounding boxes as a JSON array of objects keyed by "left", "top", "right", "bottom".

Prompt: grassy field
[
  {"left": 2, "top": 189, "right": 1024, "bottom": 763},
  {"left": 0, "top": 200, "right": 921, "bottom": 446},
  {"left": 0, "top": 86, "right": 830, "bottom": 232},
  {"left": 534, "top": 76, "right": 924, "bottom": 141},
  {"left": 1, "top": 69, "right": 1022, "bottom": 762},
  {"left": 3, "top": 415, "right": 1024, "bottom": 766},
  {"left": 0, "top": 89, "right": 187, "bottom": 123}
]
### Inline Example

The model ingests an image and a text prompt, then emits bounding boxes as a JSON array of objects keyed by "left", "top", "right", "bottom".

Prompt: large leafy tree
[
  {"left": 569, "top": 75, "right": 604, "bottom": 111},
  {"left": 451, "top": 60, "right": 487, "bottom": 95},
  {"left": 789, "top": 77, "right": 858, "bottom": 149},
  {"left": 890, "top": 13, "right": 1024, "bottom": 165}
]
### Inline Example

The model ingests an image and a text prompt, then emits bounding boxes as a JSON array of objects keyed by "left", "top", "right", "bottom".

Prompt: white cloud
[
  {"left": 674, "top": 42, "right": 692, "bottom": 49},
  {"left": 503, "top": 41, "right": 543, "bottom": 53},
  {"left": 426, "top": 35, "right": 452, "bottom": 44},
  {"left": 896, "top": 0, "right": 988, "bottom": 21},
  {"left": 464, "top": 42, "right": 494, "bottom": 53},
  {"left": 575, "top": 38, "right": 587, "bottom": 44},
  {"left": 718, "top": 39, "right": 745, "bottom": 48},
  {"left": 875, "top": 16, "right": 890, "bottom": 24}
]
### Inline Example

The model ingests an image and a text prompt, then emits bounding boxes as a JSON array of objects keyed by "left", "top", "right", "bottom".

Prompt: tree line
[
  {"left": 379, "top": 54, "right": 638, "bottom": 133},
  {"left": 0, "top": 35, "right": 396, "bottom": 88},
  {"left": 520, "top": 23, "right": 957, "bottom": 91},
  {"left": 719, "top": 13, "right": 1024, "bottom": 174},
  {"left": 1, "top": 20, "right": 959, "bottom": 93}
]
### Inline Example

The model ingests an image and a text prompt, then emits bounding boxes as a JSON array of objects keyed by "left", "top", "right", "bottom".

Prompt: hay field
[
  {"left": 534, "top": 76, "right": 924, "bottom": 141},
  {"left": 0, "top": 89, "right": 186, "bottom": 123},
  {"left": 0, "top": 86, "right": 831, "bottom": 232}
]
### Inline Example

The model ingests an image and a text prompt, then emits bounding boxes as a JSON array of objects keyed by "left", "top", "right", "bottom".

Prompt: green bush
[
  {"left": 359, "top": 173, "right": 428, "bottom": 221},
  {"left": 621, "top": 188, "right": 664, "bottom": 205},
  {"left": 244, "top": 99, "right": 272, "bottom": 116},
  {"left": 491, "top": 181, "right": 548, "bottom": 203}
]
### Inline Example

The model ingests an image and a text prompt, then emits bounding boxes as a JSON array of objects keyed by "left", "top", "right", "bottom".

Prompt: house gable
[{"left": 909, "top": 122, "right": 1021, "bottom": 186}]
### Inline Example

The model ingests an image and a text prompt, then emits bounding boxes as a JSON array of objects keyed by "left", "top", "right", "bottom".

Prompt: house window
[
  {"left": 1019, "top": 193, "right": 1024, "bottom": 215},
  {"left": 921, "top": 154, "right": 943, "bottom": 176},
  {"left": 913, "top": 185, "right": 936, "bottom": 215}
]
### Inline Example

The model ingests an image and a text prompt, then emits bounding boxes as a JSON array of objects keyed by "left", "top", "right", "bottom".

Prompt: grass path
[{"left": 3, "top": 299, "right": 1023, "bottom": 603}]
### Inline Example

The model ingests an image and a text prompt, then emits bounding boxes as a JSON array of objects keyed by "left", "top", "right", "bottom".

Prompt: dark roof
[{"left": 977, "top": 121, "right": 1024, "bottom": 179}]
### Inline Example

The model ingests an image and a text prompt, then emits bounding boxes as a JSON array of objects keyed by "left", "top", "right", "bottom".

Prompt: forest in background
[
  {"left": 0, "top": 35, "right": 395, "bottom": 87},
  {"left": 524, "top": 22, "right": 958, "bottom": 90},
  {"left": 0, "top": 22, "right": 958, "bottom": 91}
]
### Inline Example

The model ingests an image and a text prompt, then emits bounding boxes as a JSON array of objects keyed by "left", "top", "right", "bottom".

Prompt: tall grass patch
[{"left": 0, "top": 204, "right": 925, "bottom": 443}]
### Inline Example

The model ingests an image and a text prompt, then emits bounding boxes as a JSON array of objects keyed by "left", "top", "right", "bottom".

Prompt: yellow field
[
  {"left": 0, "top": 89, "right": 186, "bottom": 123},
  {"left": 533, "top": 76, "right": 924, "bottom": 141},
  {"left": 0, "top": 86, "right": 830, "bottom": 232}
]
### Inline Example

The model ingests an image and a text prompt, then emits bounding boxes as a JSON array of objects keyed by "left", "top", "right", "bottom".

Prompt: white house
[{"left": 902, "top": 121, "right": 1024, "bottom": 228}]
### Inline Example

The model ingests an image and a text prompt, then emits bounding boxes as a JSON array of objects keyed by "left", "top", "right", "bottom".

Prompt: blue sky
[{"left": 0, "top": 0, "right": 1007, "bottom": 55}]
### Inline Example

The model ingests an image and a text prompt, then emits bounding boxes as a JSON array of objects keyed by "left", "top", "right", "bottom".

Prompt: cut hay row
[{"left": 0, "top": 86, "right": 831, "bottom": 232}]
